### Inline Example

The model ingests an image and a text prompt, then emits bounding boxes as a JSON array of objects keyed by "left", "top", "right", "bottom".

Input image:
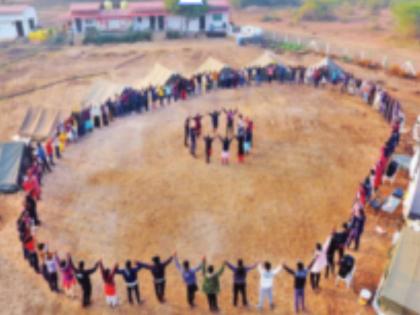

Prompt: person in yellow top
[
  {"left": 58, "top": 131, "right": 67, "bottom": 153},
  {"left": 157, "top": 86, "right": 165, "bottom": 107}
]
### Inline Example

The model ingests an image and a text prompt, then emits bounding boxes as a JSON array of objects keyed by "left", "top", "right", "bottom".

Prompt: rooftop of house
[
  {"left": 0, "top": 4, "right": 32, "bottom": 15},
  {"left": 69, "top": 0, "right": 229, "bottom": 14}
]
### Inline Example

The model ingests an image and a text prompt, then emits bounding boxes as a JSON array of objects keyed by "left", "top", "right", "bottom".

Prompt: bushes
[
  {"left": 166, "top": 30, "right": 183, "bottom": 39},
  {"left": 296, "top": 0, "right": 339, "bottom": 21},
  {"left": 231, "top": 0, "right": 301, "bottom": 8},
  {"left": 392, "top": 0, "right": 420, "bottom": 38},
  {"left": 261, "top": 14, "right": 282, "bottom": 22},
  {"left": 83, "top": 30, "right": 152, "bottom": 45},
  {"left": 277, "top": 41, "right": 306, "bottom": 52}
]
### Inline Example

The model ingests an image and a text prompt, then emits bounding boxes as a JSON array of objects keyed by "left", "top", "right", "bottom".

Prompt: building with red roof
[
  {"left": 66, "top": 0, "right": 230, "bottom": 35},
  {"left": 0, "top": 5, "right": 38, "bottom": 41}
]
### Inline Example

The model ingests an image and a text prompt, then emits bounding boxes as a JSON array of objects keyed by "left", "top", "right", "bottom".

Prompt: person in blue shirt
[
  {"left": 36, "top": 142, "right": 51, "bottom": 173},
  {"left": 116, "top": 260, "right": 147, "bottom": 305},
  {"left": 174, "top": 253, "right": 204, "bottom": 308},
  {"left": 225, "top": 259, "right": 257, "bottom": 307},
  {"left": 283, "top": 261, "right": 314, "bottom": 313}
]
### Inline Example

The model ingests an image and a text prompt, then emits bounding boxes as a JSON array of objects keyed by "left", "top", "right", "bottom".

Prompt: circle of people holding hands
[
  {"left": 184, "top": 108, "right": 254, "bottom": 164},
  {"left": 15, "top": 55, "right": 405, "bottom": 313}
]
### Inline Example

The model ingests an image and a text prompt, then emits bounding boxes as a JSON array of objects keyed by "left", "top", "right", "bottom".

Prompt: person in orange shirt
[
  {"left": 23, "top": 234, "right": 39, "bottom": 273},
  {"left": 99, "top": 261, "right": 119, "bottom": 308},
  {"left": 45, "top": 139, "right": 55, "bottom": 166}
]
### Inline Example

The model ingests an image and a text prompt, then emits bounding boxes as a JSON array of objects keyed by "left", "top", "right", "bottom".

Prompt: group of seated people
[{"left": 15, "top": 58, "right": 405, "bottom": 313}]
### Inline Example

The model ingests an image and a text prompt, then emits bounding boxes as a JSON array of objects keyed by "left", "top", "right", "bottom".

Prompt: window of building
[
  {"left": 85, "top": 19, "right": 95, "bottom": 25},
  {"left": 137, "top": 17, "right": 142, "bottom": 23},
  {"left": 212, "top": 14, "right": 223, "bottom": 21}
]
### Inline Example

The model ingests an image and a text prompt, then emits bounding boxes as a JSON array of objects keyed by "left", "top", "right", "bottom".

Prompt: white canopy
[
  {"left": 248, "top": 51, "right": 284, "bottom": 68},
  {"left": 196, "top": 57, "right": 227, "bottom": 74},
  {"left": 134, "top": 63, "right": 176, "bottom": 89}
]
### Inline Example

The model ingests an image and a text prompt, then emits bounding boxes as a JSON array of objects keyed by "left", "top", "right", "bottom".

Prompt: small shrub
[
  {"left": 166, "top": 30, "right": 183, "bottom": 39},
  {"left": 261, "top": 14, "right": 282, "bottom": 22},
  {"left": 83, "top": 30, "right": 152, "bottom": 45}
]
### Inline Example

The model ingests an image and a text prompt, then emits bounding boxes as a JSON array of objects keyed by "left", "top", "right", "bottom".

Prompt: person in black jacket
[
  {"left": 116, "top": 260, "right": 147, "bottom": 305},
  {"left": 208, "top": 111, "right": 221, "bottom": 132},
  {"left": 70, "top": 257, "right": 99, "bottom": 307},
  {"left": 203, "top": 135, "right": 214, "bottom": 164},
  {"left": 25, "top": 194, "right": 40, "bottom": 226},
  {"left": 336, "top": 223, "right": 350, "bottom": 259},
  {"left": 225, "top": 259, "right": 257, "bottom": 307},
  {"left": 140, "top": 255, "right": 174, "bottom": 303},
  {"left": 184, "top": 117, "right": 191, "bottom": 147}
]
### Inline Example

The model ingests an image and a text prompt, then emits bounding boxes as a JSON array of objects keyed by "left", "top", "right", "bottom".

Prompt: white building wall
[
  {"left": 132, "top": 16, "right": 150, "bottom": 31},
  {"left": 166, "top": 15, "right": 183, "bottom": 31},
  {"left": 0, "top": 7, "right": 38, "bottom": 41},
  {"left": 187, "top": 17, "right": 199, "bottom": 32},
  {"left": 0, "top": 21, "right": 17, "bottom": 40},
  {"left": 167, "top": 16, "right": 200, "bottom": 32},
  {"left": 70, "top": 10, "right": 229, "bottom": 35},
  {"left": 205, "top": 12, "right": 228, "bottom": 32}
]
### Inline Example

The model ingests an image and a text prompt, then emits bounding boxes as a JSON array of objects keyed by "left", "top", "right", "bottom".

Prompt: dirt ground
[{"left": 0, "top": 20, "right": 418, "bottom": 315}]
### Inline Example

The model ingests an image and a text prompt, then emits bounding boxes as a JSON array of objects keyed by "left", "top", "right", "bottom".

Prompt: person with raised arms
[
  {"left": 116, "top": 260, "right": 148, "bottom": 305},
  {"left": 99, "top": 260, "right": 119, "bottom": 308},
  {"left": 202, "top": 259, "right": 225, "bottom": 312},
  {"left": 69, "top": 256, "right": 99, "bottom": 307},
  {"left": 140, "top": 254, "right": 174, "bottom": 303},
  {"left": 283, "top": 260, "right": 314, "bottom": 313},
  {"left": 257, "top": 261, "right": 282, "bottom": 311},
  {"left": 174, "top": 253, "right": 204, "bottom": 308},
  {"left": 225, "top": 258, "right": 257, "bottom": 307},
  {"left": 218, "top": 135, "right": 234, "bottom": 165}
]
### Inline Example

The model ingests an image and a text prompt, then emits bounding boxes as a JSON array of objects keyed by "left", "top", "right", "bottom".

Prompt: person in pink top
[
  {"left": 56, "top": 253, "right": 76, "bottom": 298},
  {"left": 309, "top": 236, "right": 331, "bottom": 291}
]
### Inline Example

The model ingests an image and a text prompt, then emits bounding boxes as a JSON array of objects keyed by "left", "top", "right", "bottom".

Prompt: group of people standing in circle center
[{"left": 184, "top": 108, "right": 254, "bottom": 165}]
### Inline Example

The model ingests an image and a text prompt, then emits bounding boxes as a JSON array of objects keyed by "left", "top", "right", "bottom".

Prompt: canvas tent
[
  {"left": 308, "top": 57, "right": 346, "bottom": 82},
  {"left": 375, "top": 227, "right": 420, "bottom": 315},
  {"left": 134, "top": 63, "right": 177, "bottom": 89},
  {"left": 248, "top": 51, "right": 285, "bottom": 68},
  {"left": 19, "top": 107, "right": 61, "bottom": 141},
  {"left": 0, "top": 141, "right": 28, "bottom": 193},
  {"left": 196, "top": 57, "right": 227, "bottom": 74},
  {"left": 82, "top": 80, "right": 124, "bottom": 107}
]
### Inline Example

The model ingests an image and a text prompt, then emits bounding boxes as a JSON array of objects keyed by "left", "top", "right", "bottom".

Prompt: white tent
[
  {"left": 134, "top": 63, "right": 176, "bottom": 89},
  {"left": 196, "top": 57, "right": 227, "bottom": 74},
  {"left": 83, "top": 80, "right": 125, "bottom": 107},
  {"left": 248, "top": 51, "right": 284, "bottom": 68}
]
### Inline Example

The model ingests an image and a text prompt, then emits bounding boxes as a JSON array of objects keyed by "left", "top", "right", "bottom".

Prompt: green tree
[
  {"left": 296, "top": 0, "right": 339, "bottom": 21},
  {"left": 165, "top": 0, "right": 209, "bottom": 18},
  {"left": 392, "top": 0, "right": 420, "bottom": 38}
]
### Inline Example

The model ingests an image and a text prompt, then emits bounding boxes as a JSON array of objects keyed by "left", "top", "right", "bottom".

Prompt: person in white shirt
[
  {"left": 257, "top": 262, "right": 282, "bottom": 310},
  {"left": 310, "top": 236, "right": 331, "bottom": 291}
]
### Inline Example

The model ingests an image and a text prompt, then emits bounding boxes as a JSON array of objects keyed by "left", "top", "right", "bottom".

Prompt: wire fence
[{"left": 261, "top": 30, "right": 418, "bottom": 77}]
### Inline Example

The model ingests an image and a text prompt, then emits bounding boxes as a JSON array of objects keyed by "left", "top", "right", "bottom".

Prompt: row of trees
[
  {"left": 392, "top": 1, "right": 420, "bottom": 38},
  {"left": 293, "top": 0, "right": 420, "bottom": 38},
  {"left": 230, "top": 0, "right": 301, "bottom": 8}
]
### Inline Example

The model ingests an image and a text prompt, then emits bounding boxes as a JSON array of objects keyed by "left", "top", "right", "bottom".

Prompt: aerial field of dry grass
[{"left": 0, "top": 11, "right": 418, "bottom": 315}]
